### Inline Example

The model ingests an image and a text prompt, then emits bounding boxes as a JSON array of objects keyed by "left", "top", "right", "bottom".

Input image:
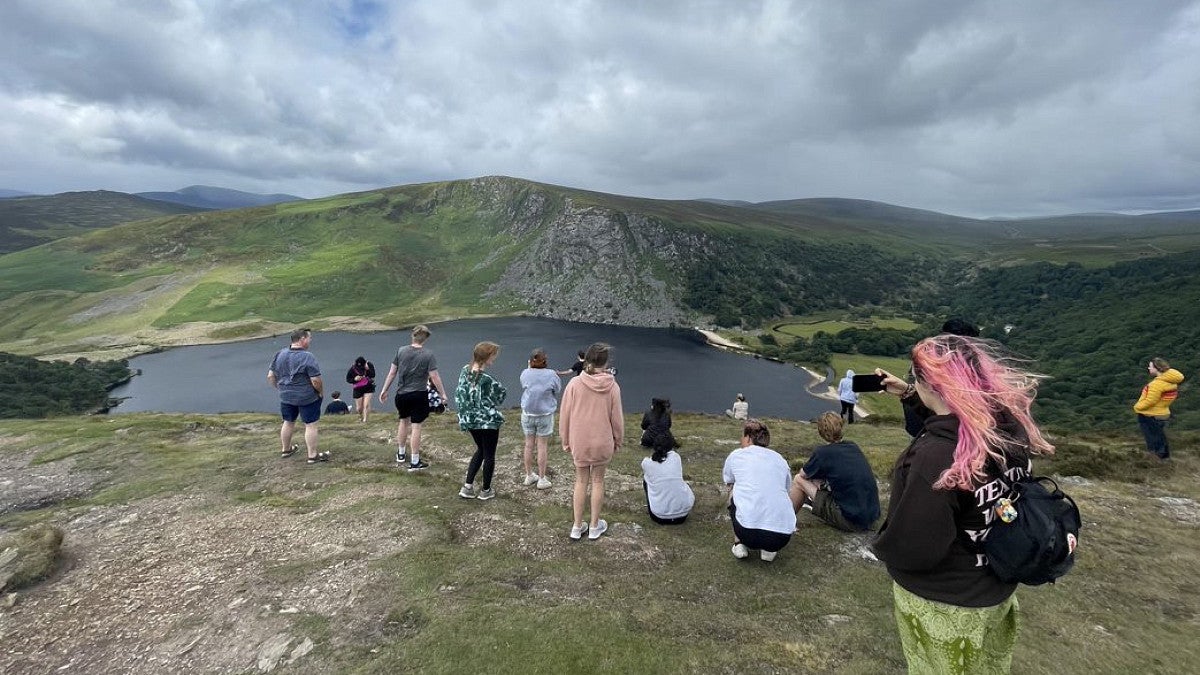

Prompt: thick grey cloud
[{"left": 1, "top": 0, "right": 1197, "bottom": 216}]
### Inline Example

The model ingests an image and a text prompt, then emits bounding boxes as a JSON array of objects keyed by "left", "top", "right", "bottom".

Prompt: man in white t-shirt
[{"left": 722, "top": 418, "right": 795, "bottom": 562}]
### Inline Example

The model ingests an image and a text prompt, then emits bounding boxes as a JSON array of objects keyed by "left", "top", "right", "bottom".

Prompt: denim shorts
[
  {"left": 281, "top": 398, "right": 322, "bottom": 424},
  {"left": 521, "top": 412, "right": 555, "bottom": 437}
]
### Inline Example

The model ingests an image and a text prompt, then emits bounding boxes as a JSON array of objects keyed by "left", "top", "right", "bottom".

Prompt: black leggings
[
  {"left": 465, "top": 428, "right": 500, "bottom": 490},
  {"left": 643, "top": 480, "right": 688, "bottom": 525},
  {"left": 728, "top": 501, "right": 791, "bottom": 552},
  {"left": 840, "top": 400, "right": 856, "bottom": 424}
]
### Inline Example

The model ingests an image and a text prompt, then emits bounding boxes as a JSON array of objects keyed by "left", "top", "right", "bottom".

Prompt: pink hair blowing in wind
[{"left": 911, "top": 335, "right": 1054, "bottom": 490}]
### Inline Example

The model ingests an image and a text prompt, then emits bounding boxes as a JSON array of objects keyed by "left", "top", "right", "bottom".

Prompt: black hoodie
[{"left": 872, "top": 415, "right": 1031, "bottom": 607}]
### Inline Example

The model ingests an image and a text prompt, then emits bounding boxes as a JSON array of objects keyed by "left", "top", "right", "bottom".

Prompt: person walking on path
[
  {"left": 559, "top": 343, "right": 624, "bottom": 541},
  {"left": 722, "top": 418, "right": 795, "bottom": 562},
  {"left": 872, "top": 335, "right": 1055, "bottom": 674},
  {"left": 837, "top": 370, "right": 858, "bottom": 424},
  {"left": 790, "top": 412, "right": 879, "bottom": 532},
  {"left": 455, "top": 342, "right": 507, "bottom": 500},
  {"left": 1134, "top": 357, "right": 1185, "bottom": 461},
  {"left": 267, "top": 328, "right": 328, "bottom": 464},
  {"left": 520, "top": 348, "right": 561, "bottom": 489},
  {"left": 346, "top": 356, "right": 376, "bottom": 423},
  {"left": 377, "top": 325, "right": 447, "bottom": 471}
]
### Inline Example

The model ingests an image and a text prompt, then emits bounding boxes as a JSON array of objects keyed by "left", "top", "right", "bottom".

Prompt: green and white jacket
[{"left": 455, "top": 365, "right": 507, "bottom": 431}]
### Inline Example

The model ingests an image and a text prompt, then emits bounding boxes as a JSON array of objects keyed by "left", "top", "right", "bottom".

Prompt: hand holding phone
[{"left": 851, "top": 373, "right": 886, "bottom": 393}]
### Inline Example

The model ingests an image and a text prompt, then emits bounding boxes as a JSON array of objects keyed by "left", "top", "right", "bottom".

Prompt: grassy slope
[
  {"left": 1, "top": 412, "right": 1196, "bottom": 673},
  {"left": 0, "top": 191, "right": 202, "bottom": 254}
]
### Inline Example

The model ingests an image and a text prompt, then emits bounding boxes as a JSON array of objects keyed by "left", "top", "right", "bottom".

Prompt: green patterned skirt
[{"left": 892, "top": 583, "right": 1019, "bottom": 675}]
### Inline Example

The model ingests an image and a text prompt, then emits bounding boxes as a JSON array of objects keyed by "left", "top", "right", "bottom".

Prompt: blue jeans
[{"left": 1138, "top": 414, "right": 1170, "bottom": 459}]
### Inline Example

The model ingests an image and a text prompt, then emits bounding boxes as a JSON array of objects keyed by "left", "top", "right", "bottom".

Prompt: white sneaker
[
  {"left": 458, "top": 484, "right": 474, "bottom": 499},
  {"left": 523, "top": 473, "right": 539, "bottom": 486},
  {"left": 588, "top": 519, "right": 608, "bottom": 540},
  {"left": 731, "top": 543, "right": 749, "bottom": 559},
  {"left": 569, "top": 523, "right": 586, "bottom": 540},
  {"left": 760, "top": 550, "right": 777, "bottom": 562},
  {"left": 536, "top": 476, "right": 552, "bottom": 489}
]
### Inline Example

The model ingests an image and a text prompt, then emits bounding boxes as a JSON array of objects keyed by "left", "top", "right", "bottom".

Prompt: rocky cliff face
[{"left": 458, "top": 177, "right": 706, "bottom": 326}]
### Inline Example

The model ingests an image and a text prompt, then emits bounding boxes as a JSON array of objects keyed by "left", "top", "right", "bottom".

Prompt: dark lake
[{"left": 110, "top": 317, "right": 834, "bottom": 419}]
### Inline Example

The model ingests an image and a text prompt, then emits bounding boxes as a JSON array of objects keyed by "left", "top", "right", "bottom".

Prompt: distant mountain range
[
  {"left": 0, "top": 191, "right": 203, "bottom": 255},
  {"left": 134, "top": 185, "right": 303, "bottom": 210}
]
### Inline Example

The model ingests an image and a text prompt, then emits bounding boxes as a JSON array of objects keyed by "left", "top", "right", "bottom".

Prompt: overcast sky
[{"left": 1, "top": 0, "right": 1198, "bottom": 218}]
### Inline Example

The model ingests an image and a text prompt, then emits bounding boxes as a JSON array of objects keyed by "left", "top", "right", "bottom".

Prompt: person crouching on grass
[
  {"left": 455, "top": 342, "right": 506, "bottom": 501},
  {"left": 559, "top": 343, "right": 624, "bottom": 541},
  {"left": 722, "top": 419, "right": 795, "bottom": 561},
  {"left": 790, "top": 412, "right": 880, "bottom": 532}
]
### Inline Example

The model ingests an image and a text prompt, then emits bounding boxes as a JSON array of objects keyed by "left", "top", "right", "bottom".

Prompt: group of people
[{"left": 267, "top": 320, "right": 1184, "bottom": 674}]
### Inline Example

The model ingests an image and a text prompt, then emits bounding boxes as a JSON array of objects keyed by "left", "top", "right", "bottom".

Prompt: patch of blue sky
[{"left": 334, "top": 0, "right": 387, "bottom": 41}]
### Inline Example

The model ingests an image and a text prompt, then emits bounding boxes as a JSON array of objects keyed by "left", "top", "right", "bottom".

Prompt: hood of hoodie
[
  {"left": 577, "top": 371, "right": 617, "bottom": 394},
  {"left": 1159, "top": 368, "right": 1185, "bottom": 385}
]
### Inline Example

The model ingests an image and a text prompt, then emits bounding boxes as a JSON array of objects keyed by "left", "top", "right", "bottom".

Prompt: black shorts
[
  {"left": 728, "top": 501, "right": 791, "bottom": 553},
  {"left": 352, "top": 384, "right": 375, "bottom": 399},
  {"left": 395, "top": 390, "right": 430, "bottom": 423}
]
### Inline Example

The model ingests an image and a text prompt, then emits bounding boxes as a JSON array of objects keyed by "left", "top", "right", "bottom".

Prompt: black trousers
[
  {"left": 840, "top": 400, "right": 856, "bottom": 424},
  {"left": 465, "top": 428, "right": 500, "bottom": 490}
]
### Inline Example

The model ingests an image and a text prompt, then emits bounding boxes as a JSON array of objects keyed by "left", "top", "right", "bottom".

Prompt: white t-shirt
[
  {"left": 641, "top": 451, "right": 695, "bottom": 520},
  {"left": 722, "top": 445, "right": 796, "bottom": 534}
]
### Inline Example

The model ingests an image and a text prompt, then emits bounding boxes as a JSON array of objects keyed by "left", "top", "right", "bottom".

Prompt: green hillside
[{"left": 0, "top": 190, "right": 203, "bottom": 254}]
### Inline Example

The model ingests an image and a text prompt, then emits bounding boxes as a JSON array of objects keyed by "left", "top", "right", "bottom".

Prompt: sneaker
[
  {"left": 588, "top": 519, "right": 608, "bottom": 540},
  {"left": 569, "top": 523, "right": 586, "bottom": 541},
  {"left": 760, "top": 550, "right": 777, "bottom": 562},
  {"left": 731, "top": 543, "right": 749, "bottom": 559},
  {"left": 476, "top": 488, "right": 495, "bottom": 501},
  {"left": 406, "top": 460, "right": 429, "bottom": 472},
  {"left": 395, "top": 449, "right": 406, "bottom": 464},
  {"left": 536, "top": 476, "right": 552, "bottom": 490},
  {"left": 458, "top": 484, "right": 475, "bottom": 499},
  {"left": 523, "top": 473, "right": 539, "bottom": 486}
]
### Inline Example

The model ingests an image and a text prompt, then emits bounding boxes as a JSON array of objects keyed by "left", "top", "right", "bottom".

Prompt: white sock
[
  {"left": 398, "top": 445, "right": 406, "bottom": 456},
  {"left": 410, "top": 452, "right": 420, "bottom": 464}
]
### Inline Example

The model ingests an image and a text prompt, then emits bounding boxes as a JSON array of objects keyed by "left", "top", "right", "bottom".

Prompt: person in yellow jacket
[{"left": 1134, "top": 357, "right": 1185, "bottom": 460}]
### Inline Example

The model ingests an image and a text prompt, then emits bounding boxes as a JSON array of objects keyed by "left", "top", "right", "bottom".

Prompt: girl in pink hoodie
[{"left": 559, "top": 343, "right": 624, "bottom": 540}]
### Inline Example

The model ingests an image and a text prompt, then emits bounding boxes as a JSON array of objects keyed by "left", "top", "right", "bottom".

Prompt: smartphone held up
[{"left": 851, "top": 373, "right": 886, "bottom": 393}]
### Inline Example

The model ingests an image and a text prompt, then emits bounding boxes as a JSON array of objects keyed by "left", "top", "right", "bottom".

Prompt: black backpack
[{"left": 984, "top": 476, "right": 1081, "bottom": 585}]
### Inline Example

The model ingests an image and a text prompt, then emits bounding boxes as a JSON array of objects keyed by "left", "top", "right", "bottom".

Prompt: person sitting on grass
[
  {"left": 325, "top": 391, "right": 351, "bottom": 415},
  {"left": 641, "top": 428, "right": 694, "bottom": 525},
  {"left": 725, "top": 393, "right": 749, "bottom": 420},
  {"left": 790, "top": 412, "right": 880, "bottom": 532},
  {"left": 640, "top": 397, "right": 676, "bottom": 448},
  {"left": 722, "top": 418, "right": 795, "bottom": 562}
]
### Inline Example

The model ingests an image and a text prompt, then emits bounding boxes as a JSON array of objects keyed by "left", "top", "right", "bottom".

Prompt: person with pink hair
[{"left": 871, "top": 335, "right": 1054, "bottom": 674}]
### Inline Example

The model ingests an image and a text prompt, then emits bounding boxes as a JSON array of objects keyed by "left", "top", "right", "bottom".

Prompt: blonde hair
[
  {"left": 816, "top": 412, "right": 844, "bottom": 443},
  {"left": 411, "top": 324, "right": 431, "bottom": 344}
]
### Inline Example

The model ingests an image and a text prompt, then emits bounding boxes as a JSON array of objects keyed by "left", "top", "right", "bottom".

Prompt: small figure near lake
[
  {"left": 324, "top": 391, "right": 350, "bottom": 415},
  {"left": 1133, "top": 356, "right": 1184, "bottom": 461},
  {"left": 872, "top": 335, "right": 1054, "bottom": 674},
  {"left": 641, "top": 428, "right": 694, "bottom": 525},
  {"left": 640, "top": 397, "right": 676, "bottom": 449},
  {"left": 455, "top": 342, "right": 507, "bottom": 500},
  {"left": 557, "top": 349, "right": 587, "bottom": 377},
  {"left": 346, "top": 356, "right": 376, "bottom": 423},
  {"left": 790, "top": 412, "right": 878, "bottom": 532},
  {"left": 378, "top": 324, "right": 448, "bottom": 472},
  {"left": 837, "top": 370, "right": 858, "bottom": 424},
  {"left": 724, "top": 393, "right": 749, "bottom": 420},
  {"left": 267, "top": 327, "right": 328, "bottom": 464},
  {"left": 560, "top": 343, "right": 624, "bottom": 541},
  {"left": 722, "top": 418, "right": 795, "bottom": 562},
  {"left": 520, "top": 348, "right": 560, "bottom": 489}
]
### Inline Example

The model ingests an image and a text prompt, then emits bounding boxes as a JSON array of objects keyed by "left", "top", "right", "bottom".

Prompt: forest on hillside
[{"left": 0, "top": 353, "right": 132, "bottom": 418}]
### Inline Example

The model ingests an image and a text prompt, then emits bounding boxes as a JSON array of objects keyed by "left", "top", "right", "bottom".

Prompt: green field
[
  {"left": 771, "top": 315, "right": 918, "bottom": 341},
  {"left": 2, "top": 412, "right": 1196, "bottom": 673}
]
